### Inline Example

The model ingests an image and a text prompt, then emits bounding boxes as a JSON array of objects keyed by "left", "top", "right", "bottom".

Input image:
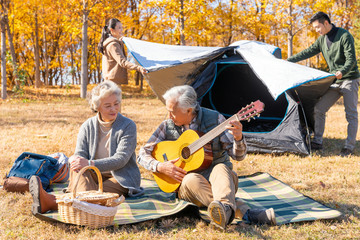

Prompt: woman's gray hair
[
  {"left": 163, "top": 85, "right": 198, "bottom": 113},
  {"left": 88, "top": 80, "right": 121, "bottom": 112}
]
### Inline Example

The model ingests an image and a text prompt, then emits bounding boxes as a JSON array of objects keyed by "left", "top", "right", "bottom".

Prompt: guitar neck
[{"left": 188, "top": 115, "right": 238, "bottom": 155}]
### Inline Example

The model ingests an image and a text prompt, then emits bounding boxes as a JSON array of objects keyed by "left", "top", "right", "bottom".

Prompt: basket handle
[{"left": 72, "top": 165, "right": 103, "bottom": 199}]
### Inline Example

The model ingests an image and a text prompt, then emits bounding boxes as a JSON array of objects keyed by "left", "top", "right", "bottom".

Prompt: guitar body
[
  {"left": 152, "top": 129, "right": 209, "bottom": 193},
  {"left": 151, "top": 100, "right": 265, "bottom": 193}
]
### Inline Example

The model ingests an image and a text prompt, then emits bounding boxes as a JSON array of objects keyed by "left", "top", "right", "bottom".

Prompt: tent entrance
[{"left": 199, "top": 63, "right": 288, "bottom": 133}]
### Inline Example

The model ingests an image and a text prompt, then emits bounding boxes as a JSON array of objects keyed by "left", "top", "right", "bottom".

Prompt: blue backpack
[{"left": 7, "top": 152, "right": 60, "bottom": 190}]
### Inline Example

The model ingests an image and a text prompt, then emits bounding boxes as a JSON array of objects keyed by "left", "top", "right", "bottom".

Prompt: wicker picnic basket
[{"left": 56, "top": 166, "right": 123, "bottom": 228}]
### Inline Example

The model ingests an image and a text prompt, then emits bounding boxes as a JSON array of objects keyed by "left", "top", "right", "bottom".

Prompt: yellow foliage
[{"left": 0, "top": 0, "right": 357, "bottom": 87}]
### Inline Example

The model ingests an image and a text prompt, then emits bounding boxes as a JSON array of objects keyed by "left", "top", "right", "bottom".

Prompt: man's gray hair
[
  {"left": 88, "top": 80, "right": 122, "bottom": 112},
  {"left": 163, "top": 85, "right": 198, "bottom": 112}
]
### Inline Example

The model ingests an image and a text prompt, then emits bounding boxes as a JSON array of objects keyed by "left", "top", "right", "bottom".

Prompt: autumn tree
[
  {"left": 0, "top": 0, "right": 6, "bottom": 99},
  {"left": 139, "top": 0, "right": 217, "bottom": 46},
  {"left": 212, "top": 0, "right": 242, "bottom": 46},
  {"left": 275, "top": 0, "right": 314, "bottom": 57},
  {"left": 353, "top": 0, "right": 360, "bottom": 66},
  {"left": 0, "top": 0, "right": 357, "bottom": 92}
]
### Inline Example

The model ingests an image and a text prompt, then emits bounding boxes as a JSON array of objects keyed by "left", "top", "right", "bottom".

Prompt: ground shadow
[{"left": 311, "top": 137, "right": 359, "bottom": 157}]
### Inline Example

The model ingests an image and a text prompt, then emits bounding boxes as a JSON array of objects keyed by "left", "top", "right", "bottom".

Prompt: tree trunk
[
  {"left": 0, "top": 0, "right": 17, "bottom": 88},
  {"left": 179, "top": 0, "right": 185, "bottom": 45},
  {"left": 1, "top": 16, "right": 6, "bottom": 99},
  {"left": 135, "top": 71, "right": 139, "bottom": 85},
  {"left": 81, "top": 0, "right": 89, "bottom": 98},
  {"left": 93, "top": 33, "right": 101, "bottom": 84},
  {"left": 58, "top": 49, "right": 63, "bottom": 87},
  {"left": 130, "top": 0, "right": 139, "bottom": 37},
  {"left": 225, "top": 0, "right": 234, "bottom": 46},
  {"left": 287, "top": 34, "right": 293, "bottom": 57},
  {"left": 139, "top": 73, "right": 143, "bottom": 91},
  {"left": 43, "top": 29, "right": 49, "bottom": 85},
  {"left": 287, "top": 3, "right": 293, "bottom": 57},
  {"left": 34, "top": 10, "right": 41, "bottom": 88},
  {"left": 70, "top": 35, "right": 75, "bottom": 85},
  {"left": 4, "top": 14, "right": 18, "bottom": 87}
]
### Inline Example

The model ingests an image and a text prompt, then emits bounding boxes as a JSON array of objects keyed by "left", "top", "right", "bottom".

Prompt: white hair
[
  {"left": 162, "top": 85, "right": 198, "bottom": 113},
  {"left": 88, "top": 80, "right": 121, "bottom": 112}
]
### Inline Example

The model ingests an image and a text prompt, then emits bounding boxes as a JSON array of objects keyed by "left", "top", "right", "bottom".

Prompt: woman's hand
[
  {"left": 226, "top": 120, "right": 243, "bottom": 141},
  {"left": 140, "top": 67, "right": 148, "bottom": 75},
  {"left": 157, "top": 158, "right": 187, "bottom": 183},
  {"left": 69, "top": 155, "right": 89, "bottom": 172}
]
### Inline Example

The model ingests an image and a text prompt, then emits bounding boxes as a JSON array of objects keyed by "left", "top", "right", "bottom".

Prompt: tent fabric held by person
[{"left": 123, "top": 37, "right": 335, "bottom": 156}]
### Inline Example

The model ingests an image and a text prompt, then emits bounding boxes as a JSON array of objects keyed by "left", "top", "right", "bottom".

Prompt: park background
[
  {"left": 1, "top": 0, "right": 360, "bottom": 239},
  {"left": 0, "top": 0, "right": 359, "bottom": 96}
]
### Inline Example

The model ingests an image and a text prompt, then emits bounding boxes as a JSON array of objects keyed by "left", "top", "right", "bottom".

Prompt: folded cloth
[{"left": 57, "top": 198, "right": 118, "bottom": 217}]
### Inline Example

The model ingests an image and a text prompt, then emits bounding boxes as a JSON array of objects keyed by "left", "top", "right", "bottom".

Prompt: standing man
[
  {"left": 138, "top": 85, "right": 276, "bottom": 230},
  {"left": 288, "top": 12, "right": 360, "bottom": 156}
]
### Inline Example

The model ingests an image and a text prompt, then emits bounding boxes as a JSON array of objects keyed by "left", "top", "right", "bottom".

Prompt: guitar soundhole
[{"left": 181, "top": 147, "right": 191, "bottom": 159}]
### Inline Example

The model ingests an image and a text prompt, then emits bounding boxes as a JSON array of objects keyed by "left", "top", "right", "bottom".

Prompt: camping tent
[{"left": 123, "top": 37, "right": 335, "bottom": 156}]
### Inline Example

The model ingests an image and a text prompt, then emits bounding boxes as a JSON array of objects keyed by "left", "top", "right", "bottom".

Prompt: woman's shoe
[{"left": 29, "top": 175, "right": 58, "bottom": 215}]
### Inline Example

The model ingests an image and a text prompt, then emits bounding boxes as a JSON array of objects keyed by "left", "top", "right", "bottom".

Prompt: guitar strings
[{"left": 188, "top": 105, "right": 261, "bottom": 153}]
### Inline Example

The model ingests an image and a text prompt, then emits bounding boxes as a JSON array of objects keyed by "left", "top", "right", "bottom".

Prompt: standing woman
[{"left": 98, "top": 18, "right": 147, "bottom": 112}]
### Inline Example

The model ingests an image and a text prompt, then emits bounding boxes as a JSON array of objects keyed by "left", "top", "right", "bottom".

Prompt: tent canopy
[
  {"left": 123, "top": 37, "right": 335, "bottom": 155},
  {"left": 123, "top": 37, "right": 334, "bottom": 101}
]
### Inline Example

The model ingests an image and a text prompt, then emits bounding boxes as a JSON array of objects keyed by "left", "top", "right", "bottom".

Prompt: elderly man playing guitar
[{"left": 138, "top": 85, "right": 276, "bottom": 230}]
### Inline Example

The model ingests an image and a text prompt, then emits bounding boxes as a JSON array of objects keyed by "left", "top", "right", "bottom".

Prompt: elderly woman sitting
[{"left": 29, "top": 80, "right": 143, "bottom": 214}]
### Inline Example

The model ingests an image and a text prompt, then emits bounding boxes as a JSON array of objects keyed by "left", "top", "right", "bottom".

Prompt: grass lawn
[{"left": 0, "top": 83, "right": 359, "bottom": 239}]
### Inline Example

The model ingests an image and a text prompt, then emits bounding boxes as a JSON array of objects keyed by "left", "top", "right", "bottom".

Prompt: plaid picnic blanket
[
  {"left": 38, "top": 172, "right": 341, "bottom": 226},
  {"left": 201, "top": 172, "right": 342, "bottom": 225}
]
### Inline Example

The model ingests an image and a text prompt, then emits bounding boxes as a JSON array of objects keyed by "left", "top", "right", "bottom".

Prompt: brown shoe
[
  {"left": 311, "top": 142, "right": 323, "bottom": 150},
  {"left": 208, "top": 200, "right": 233, "bottom": 230},
  {"left": 244, "top": 208, "right": 277, "bottom": 225},
  {"left": 29, "top": 175, "right": 58, "bottom": 215},
  {"left": 339, "top": 148, "right": 353, "bottom": 157}
]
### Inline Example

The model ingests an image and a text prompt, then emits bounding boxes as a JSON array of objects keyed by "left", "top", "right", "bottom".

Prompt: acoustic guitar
[{"left": 152, "top": 100, "right": 265, "bottom": 193}]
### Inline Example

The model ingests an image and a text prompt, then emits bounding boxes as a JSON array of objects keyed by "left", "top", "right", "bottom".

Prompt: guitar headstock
[{"left": 236, "top": 100, "right": 265, "bottom": 122}]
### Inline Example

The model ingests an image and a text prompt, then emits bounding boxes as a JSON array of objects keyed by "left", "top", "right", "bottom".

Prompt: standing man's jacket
[{"left": 288, "top": 27, "right": 360, "bottom": 83}]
